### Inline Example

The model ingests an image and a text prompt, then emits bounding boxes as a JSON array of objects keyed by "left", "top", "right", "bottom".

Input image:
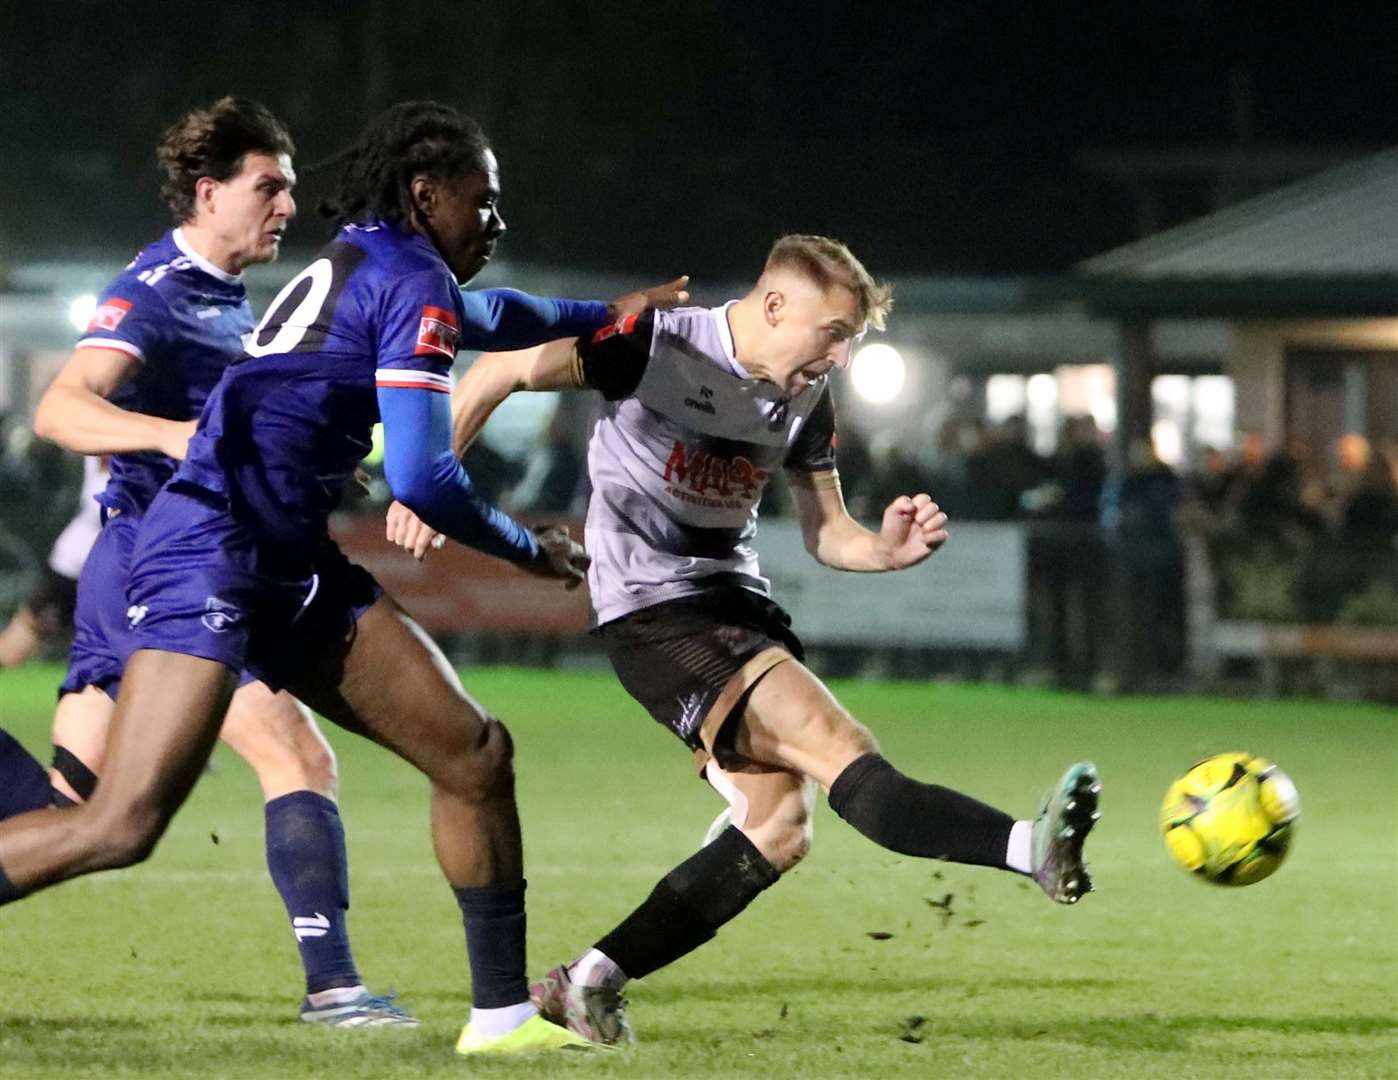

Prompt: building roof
[{"left": 1080, "top": 145, "right": 1398, "bottom": 279}]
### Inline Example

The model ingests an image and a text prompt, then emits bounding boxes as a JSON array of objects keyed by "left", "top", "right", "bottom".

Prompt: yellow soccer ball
[{"left": 1160, "top": 753, "right": 1300, "bottom": 886}]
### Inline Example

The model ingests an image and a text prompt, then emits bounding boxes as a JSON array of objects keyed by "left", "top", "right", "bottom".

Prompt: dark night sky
[{"left": 3, "top": 1, "right": 1396, "bottom": 278}]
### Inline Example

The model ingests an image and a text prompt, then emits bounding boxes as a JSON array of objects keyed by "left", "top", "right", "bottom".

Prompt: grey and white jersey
[{"left": 578, "top": 303, "right": 837, "bottom": 625}]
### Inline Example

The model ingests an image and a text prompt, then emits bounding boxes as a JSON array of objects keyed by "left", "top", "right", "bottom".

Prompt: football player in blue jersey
[
  {"left": 0, "top": 100, "right": 685, "bottom": 1057},
  {"left": 0, "top": 97, "right": 418, "bottom": 1026}
]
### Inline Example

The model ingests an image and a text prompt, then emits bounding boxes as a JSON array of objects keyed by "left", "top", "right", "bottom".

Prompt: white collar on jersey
[
  {"left": 172, "top": 227, "right": 244, "bottom": 285},
  {"left": 710, "top": 300, "right": 754, "bottom": 380}
]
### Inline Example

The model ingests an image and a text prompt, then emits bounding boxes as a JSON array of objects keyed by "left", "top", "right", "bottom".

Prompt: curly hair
[
  {"left": 156, "top": 97, "right": 295, "bottom": 223},
  {"left": 317, "top": 101, "right": 493, "bottom": 228},
  {"left": 764, "top": 234, "right": 894, "bottom": 330}
]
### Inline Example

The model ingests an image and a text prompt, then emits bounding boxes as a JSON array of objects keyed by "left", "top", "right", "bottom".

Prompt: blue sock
[
  {"left": 0, "top": 729, "right": 53, "bottom": 821},
  {"left": 264, "top": 791, "right": 361, "bottom": 995},
  {"left": 454, "top": 881, "right": 529, "bottom": 1008}
]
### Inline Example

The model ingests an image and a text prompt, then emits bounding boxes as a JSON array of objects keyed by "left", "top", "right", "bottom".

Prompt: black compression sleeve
[{"left": 576, "top": 310, "right": 655, "bottom": 400}]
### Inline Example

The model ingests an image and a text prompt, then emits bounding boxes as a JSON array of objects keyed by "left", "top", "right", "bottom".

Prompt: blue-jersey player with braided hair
[{"left": 0, "top": 100, "right": 687, "bottom": 1057}]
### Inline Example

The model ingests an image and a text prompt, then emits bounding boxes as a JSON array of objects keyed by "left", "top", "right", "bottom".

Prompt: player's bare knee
[
  {"left": 772, "top": 819, "right": 813, "bottom": 872},
  {"left": 437, "top": 716, "right": 515, "bottom": 803},
  {"left": 748, "top": 816, "right": 811, "bottom": 873},
  {"left": 748, "top": 787, "right": 814, "bottom": 872},
  {"left": 786, "top": 824, "right": 813, "bottom": 869}
]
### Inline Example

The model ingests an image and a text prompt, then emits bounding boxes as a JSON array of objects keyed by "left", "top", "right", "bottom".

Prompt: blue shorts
[
  {"left": 124, "top": 482, "right": 381, "bottom": 692},
  {"left": 60, "top": 513, "right": 260, "bottom": 701}
]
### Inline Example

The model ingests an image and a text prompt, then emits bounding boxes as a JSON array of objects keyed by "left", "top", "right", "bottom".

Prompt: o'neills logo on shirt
[
  {"left": 683, "top": 385, "right": 716, "bottom": 415},
  {"left": 662, "top": 440, "right": 769, "bottom": 509},
  {"left": 415, "top": 305, "right": 461, "bottom": 358}
]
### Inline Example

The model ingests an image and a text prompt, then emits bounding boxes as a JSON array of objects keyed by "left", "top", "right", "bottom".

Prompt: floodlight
[
  {"left": 850, "top": 343, "right": 905, "bottom": 404},
  {"left": 67, "top": 294, "right": 98, "bottom": 332}
]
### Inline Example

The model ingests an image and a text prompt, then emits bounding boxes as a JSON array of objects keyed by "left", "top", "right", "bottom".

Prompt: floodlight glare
[
  {"left": 1026, "top": 372, "right": 1057, "bottom": 410},
  {"left": 850, "top": 343, "right": 905, "bottom": 404},
  {"left": 67, "top": 294, "right": 98, "bottom": 332},
  {"left": 1151, "top": 418, "right": 1184, "bottom": 466}
]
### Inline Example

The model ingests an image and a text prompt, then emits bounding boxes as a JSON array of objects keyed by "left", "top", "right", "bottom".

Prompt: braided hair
[{"left": 318, "top": 101, "right": 492, "bottom": 227}]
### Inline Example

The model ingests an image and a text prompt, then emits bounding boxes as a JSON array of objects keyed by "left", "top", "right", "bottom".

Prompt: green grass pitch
[{"left": 0, "top": 663, "right": 1394, "bottom": 1079}]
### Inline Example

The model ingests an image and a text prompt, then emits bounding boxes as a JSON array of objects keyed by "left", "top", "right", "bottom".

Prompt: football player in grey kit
[{"left": 389, "top": 234, "right": 1101, "bottom": 1044}]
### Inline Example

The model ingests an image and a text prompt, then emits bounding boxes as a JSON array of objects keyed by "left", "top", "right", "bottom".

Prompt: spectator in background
[
  {"left": 1342, "top": 451, "right": 1398, "bottom": 544},
  {"left": 925, "top": 416, "right": 979, "bottom": 521},
  {"left": 1190, "top": 445, "right": 1234, "bottom": 519},
  {"left": 1103, "top": 438, "right": 1182, "bottom": 538},
  {"left": 1238, "top": 452, "right": 1323, "bottom": 547},
  {"left": 1212, "top": 432, "right": 1267, "bottom": 521},
  {"left": 1236, "top": 432, "right": 1267, "bottom": 480},
  {"left": 1047, "top": 416, "right": 1106, "bottom": 523},
  {"left": 1025, "top": 416, "right": 1107, "bottom": 686},
  {"left": 1102, "top": 438, "right": 1185, "bottom": 683},
  {"left": 869, "top": 438, "right": 929, "bottom": 517},
  {"left": 967, "top": 414, "right": 1046, "bottom": 521},
  {"left": 1285, "top": 433, "right": 1318, "bottom": 497},
  {"left": 1321, "top": 433, "right": 1377, "bottom": 529}
]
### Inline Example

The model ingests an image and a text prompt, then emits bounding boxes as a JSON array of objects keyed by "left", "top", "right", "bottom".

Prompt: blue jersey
[
  {"left": 177, "top": 220, "right": 608, "bottom": 546},
  {"left": 77, "top": 229, "right": 251, "bottom": 516}
]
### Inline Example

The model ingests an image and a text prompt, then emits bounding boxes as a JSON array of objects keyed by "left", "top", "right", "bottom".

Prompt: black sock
[
  {"left": 828, "top": 753, "right": 1015, "bottom": 868},
  {"left": 0, "top": 861, "right": 18, "bottom": 905},
  {"left": 596, "top": 826, "right": 780, "bottom": 981},
  {"left": 455, "top": 881, "right": 528, "bottom": 1008}
]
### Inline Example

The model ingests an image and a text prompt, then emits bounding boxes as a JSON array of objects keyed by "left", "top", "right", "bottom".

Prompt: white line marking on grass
[{"left": 68, "top": 863, "right": 672, "bottom": 886}]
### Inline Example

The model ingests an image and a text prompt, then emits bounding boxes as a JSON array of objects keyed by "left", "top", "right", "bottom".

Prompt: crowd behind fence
[{"left": 2, "top": 401, "right": 1395, "bottom": 700}]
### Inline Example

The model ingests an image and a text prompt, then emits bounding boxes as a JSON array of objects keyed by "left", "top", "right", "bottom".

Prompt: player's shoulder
[
  {"left": 340, "top": 221, "right": 450, "bottom": 278},
  {"left": 105, "top": 230, "right": 242, "bottom": 309},
  {"left": 585, "top": 304, "right": 717, "bottom": 357},
  {"left": 652, "top": 304, "right": 719, "bottom": 343},
  {"left": 647, "top": 305, "right": 741, "bottom": 378},
  {"left": 97, "top": 233, "right": 173, "bottom": 298},
  {"left": 79, "top": 234, "right": 184, "bottom": 342},
  {"left": 337, "top": 222, "right": 461, "bottom": 309}
]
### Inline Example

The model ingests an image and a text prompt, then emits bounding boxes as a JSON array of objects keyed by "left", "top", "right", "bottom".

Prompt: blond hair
[{"left": 763, "top": 234, "right": 893, "bottom": 330}]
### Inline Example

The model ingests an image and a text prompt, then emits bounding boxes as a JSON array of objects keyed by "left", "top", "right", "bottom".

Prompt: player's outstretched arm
[
  {"left": 378, "top": 380, "right": 587, "bottom": 584},
  {"left": 459, "top": 277, "right": 688, "bottom": 353},
  {"left": 790, "top": 478, "right": 949, "bottom": 571},
  {"left": 33, "top": 348, "right": 196, "bottom": 459},
  {"left": 388, "top": 299, "right": 659, "bottom": 560},
  {"left": 386, "top": 337, "right": 582, "bottom": 560},
  {"left": 451, "top": 338, "right": 582, "bottom": 457}
]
